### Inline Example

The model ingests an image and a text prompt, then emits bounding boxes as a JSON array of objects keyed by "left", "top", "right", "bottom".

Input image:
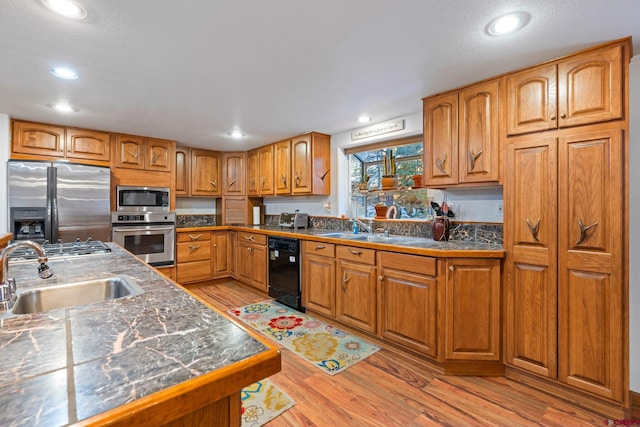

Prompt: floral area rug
[
  {"left": 230, "top": 300, "right": 380, "bottom": 375},
  {"left": 241, "top": 378, "right": 295, "bottom": 427}
]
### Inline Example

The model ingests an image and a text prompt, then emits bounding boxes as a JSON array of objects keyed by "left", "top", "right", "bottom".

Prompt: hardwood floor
[{"left": 186, "top": 279, "right": 611, "bottom": 426}]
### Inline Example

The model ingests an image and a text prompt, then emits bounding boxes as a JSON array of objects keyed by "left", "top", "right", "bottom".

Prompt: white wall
[
  {"left": 0, "top": 114, "right": 10, "bottom": 234},
  {"left": 628, "top": 56, "right": 639, "bottom": 392}
]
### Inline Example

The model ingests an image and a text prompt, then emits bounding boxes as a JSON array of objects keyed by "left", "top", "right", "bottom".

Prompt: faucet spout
[
  {"left": 351, "top": 217, "right": 374, "bottom": 234},
  {"left": 0, "top": 240, "right": 54, "bottom": 311}
]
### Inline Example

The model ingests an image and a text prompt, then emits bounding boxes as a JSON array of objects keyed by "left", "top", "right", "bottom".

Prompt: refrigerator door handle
[{"left": 48, "top": 166, "right": 59, "bottom": 243}]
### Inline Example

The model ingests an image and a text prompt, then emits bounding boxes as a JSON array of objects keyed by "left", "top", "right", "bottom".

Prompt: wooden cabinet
[
  {"left": 176, "top": 231, "right": 212, "bottom": 283},
  {"left": 423, "top": 80, "right": 499, "bottom": 187},
  {"left": 247, "top": 149, "right": 260, "bottom": 196},
  {"left": 291, "top": 133, "right": 331, "bottom": 195},
  {"left": 335, "top": 245, "right": 377, "bottom": 333},
  {"left": 114, "top": 135, "right": 173, "bottom": 172},
  {"left": 190, "top": 148, "right": 222, "bottom": 196},
  {"left": 223, "top": 152, "right": 246, "bottom": 195},
  {"left": 378, "top": 252, "right": 438, "bottom": 357},
  {"left": 444, "top": 258, "right": 501, "bottom": 361},
  {"left": 175, "top": 146, "right": 190, "bottom": 195},
  {"left": 155, "top": 265, "right": 175, "bottom": 280},
  {"left": 274, "top": 139, "right": 292, "bottom": 195},
  {"left": 236, "top": 232, "right": 267, "bottom": 291},
  {"left": 217, "top": 197, "right": 262, "bottom": 225},
  {"left": 505, "top": 43, "right": 624, "bottom": 136},
  {"left": 302, "top": 241, "right": 336, "bottom": 317},
  {"left": 11, "top": 120, "right": 110, "bottom": 165},
  {"left": 505, "top": 125, "right": 626, "bottom": 403},
  {"left": 212, "top": 231, "right": 230, "bottom": 278}
]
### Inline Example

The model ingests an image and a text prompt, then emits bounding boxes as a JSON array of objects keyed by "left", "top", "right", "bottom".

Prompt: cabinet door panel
[
  {"left": 336, "top": 260, "right": 377, "bottom": 333},
  {"left": 303, "top": 254, "right": 336, "bottom": 317},
  {"left": 558, "top": 45, "right": 623, "bottom": 128},
  {"left": 259, "top": 145, "right": 275, "bottom": 195},
  {"left": 212, "top": 232, "right": 230, "bottom": 277},
  {"left": 445, "top": 259, "right": 500, "bottom": 361},
  {"left": 458, "top": 80, "right": 499, "bottom": 183},
  {"left": 424, "top": 93, "right": 458, "bottom": 186},
  {"left": 250, "top": 244, "right": 268, "bottom": 291},
  {"left": 292, "top": 136, "right": 311, "bottom": 194},
  {"left": 12, "top": 122, "right": 65, "bottom": 157},
  {"left": 557, "top": 128, "right": 623, "bottom": 401},
  {"left": 223, "top": 152, "right": 246, "bottom": 195},
  {"left": 146, "top": 139, "right": 172, "bottom": 172},
  {"left": 274, "top": 140, "right": 291, "bottom": 195},
  {"left": 66, "top": 128, "right": 110, "bottom": 162},
  {"left": 247, "top": 149, "right": 260, "bottom": 196},
  {"left": 504, "top": 135, "right": 558, "bottom": 378},
  {"left": 175, "top": 147, "right": 190, "bottom": 195},
  {"left": 115, "top": 135, "right": 145, "bottom": 169},
  {"left": 379, "top": 268, "right": 437, "bottom": 357},
  {"left": 506, "top": 64, "right": 557, "bottom": 135},
  {"left": 191, "top": 149, "right": 221, "bottom": 196}
]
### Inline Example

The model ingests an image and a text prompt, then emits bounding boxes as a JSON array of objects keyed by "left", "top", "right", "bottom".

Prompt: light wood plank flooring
[{"left": 186, "top": 279, "right": 612, "bottom": 426}]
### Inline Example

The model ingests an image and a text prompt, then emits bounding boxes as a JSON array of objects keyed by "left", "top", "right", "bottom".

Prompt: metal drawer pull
[
  {"left": 342, "top": 272, "right": 350, "bottom": 292},
  {"left": 315, "top": 245, "right": 326, "bottom": 250},
  {"left": 526, "top": 218, "right": 540, "bottom": 242},
  {"left": 469, "top": 149, "right": 483, "bottom": 172},
  {"left": 188, "top": 245, "right": 200, "bottom": 252},
  {"left": 576, "top": 218, "right": 598, "bottom": 245},
  {"left": 189, "top": 234, "right": 202, "bottom": 240},
  {"left": 435, "top": 154, "right": 447, "bottom": 174},
  {"left": 348, "top": 249, "right": 362, "bottom": 256}
]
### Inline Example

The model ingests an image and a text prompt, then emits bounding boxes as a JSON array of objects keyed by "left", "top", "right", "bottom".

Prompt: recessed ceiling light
[
  {"left": 486, "top": 11, "right": 530, "bottom": 36},
  {"left": 41, "top": 0, "right": 87, "bottom": 19},
  {"left": 50, "top": 67, "right": 79, "bottom": 80},
  {"left": 48, "top": 103, "right": 77, "bottom": 113},
  {"left": 228, "top": 129, "right": 245, "bottom": 138},
  {"left": 358, "top": 115, "right": 371, "bottom": 123}
]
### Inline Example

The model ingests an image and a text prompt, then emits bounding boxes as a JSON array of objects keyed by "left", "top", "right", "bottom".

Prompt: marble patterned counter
[{"left": 0, "top": 244, "right": 279, "bottom": 426}]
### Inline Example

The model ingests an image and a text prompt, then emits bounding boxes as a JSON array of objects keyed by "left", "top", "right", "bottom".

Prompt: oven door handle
[{"left": 113, "top": 226, "right": 175, "bottom": 232}]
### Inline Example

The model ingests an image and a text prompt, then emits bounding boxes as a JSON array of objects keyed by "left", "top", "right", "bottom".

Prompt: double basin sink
[
  {"left": 316, "top": 231, "right": 429, "bottom": 245},
  {"left": 3, "top": 275, "right": 144, "bottom": 318}
]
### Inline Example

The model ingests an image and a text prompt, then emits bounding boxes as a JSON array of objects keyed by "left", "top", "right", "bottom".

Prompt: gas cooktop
[{"left": 7, "top": 239, "right": 112, "bottom": 261}]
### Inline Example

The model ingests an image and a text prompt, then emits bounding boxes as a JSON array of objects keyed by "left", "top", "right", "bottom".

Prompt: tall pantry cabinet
[{"left": 504, "top": 38, "right": 630, "bottom": 413}]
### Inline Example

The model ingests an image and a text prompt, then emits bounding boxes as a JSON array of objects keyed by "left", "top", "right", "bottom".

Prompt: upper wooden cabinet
[
  {"left": 11, "top": 120, "right": 110, "bottom": 165},
  {"left": 114, "top": 135, "right": 173, "bottom": 172},
  {"left": 291, "top": 133, "right": 331, "bottom": 195},
  {"left": 423, "top": 80, "right": 499, "bottom": 187},
  {"left": 175, "top": 146, "right": 190, "bottom": 195},
  {"left": 190, "top": 148, "right": 222, "bottom": 196},
  {"left": 247, "top": 145, "right": 275, "bottom": 196},
  {"left": 274, "top": 139, "right": 292, "bottom": 195},
  {"left": 247, "top": 149, "right": 260, "bottom": 196},
  {"left": 222, "top": 152, "right": 246, "bottom": 195},
  {"left": 505, "top": 43, "right": 624, "bottom": 136}
]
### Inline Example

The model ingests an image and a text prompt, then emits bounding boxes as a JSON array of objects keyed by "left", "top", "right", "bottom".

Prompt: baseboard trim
[{"left": 631, "top": 391, "right": 640, "bottom": 418}]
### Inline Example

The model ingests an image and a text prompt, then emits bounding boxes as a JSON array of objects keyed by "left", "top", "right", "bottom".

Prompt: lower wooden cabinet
[
  {"left": 236, "top": 232, "right": 268, "bottom": 291},
  {"left": 444, "top": 258, "right": 501, "bottom": 361},
  {"left": 378, "top": 251, "right": 438, "bottom": 357},
  {"left": 155, "top": 265, "right": 175, "bottom": 280},
  {"left": 211, "top": 232, "right": 230, "bottom": 278},
  {"left": 302, "top": 241, "right": 336, "bottom": 317},
  {"left": 335, "top": 246, "right": 377, "bottom": 334},
  {"left": 176, "top": 231, "right": 212, "bottom": 283}
]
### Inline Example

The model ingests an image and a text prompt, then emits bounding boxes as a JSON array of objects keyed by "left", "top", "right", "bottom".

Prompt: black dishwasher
[{"left": 268, "top": 236, "right": 304, "bottom": 312}]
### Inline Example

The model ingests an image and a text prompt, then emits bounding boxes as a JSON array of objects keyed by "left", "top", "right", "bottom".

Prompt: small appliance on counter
[{"left": 278, "top": 211, "right": 309, "bottom": 229}]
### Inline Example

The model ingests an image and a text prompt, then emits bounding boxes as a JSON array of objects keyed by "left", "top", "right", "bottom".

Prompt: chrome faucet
[
  {"left": 351, "top": 217, "right": 374, "bottom": 234},
  {"left": 0, "top": 241, "right": 54, "bottom": 311}
]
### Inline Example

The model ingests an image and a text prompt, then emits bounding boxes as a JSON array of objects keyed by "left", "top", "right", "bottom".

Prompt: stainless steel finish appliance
[
  {"left": 111, "top": 212, "right": 176, "bottom": 266},
  {"left": 278, "top": 212, "right": 309, "bottom": 229},
  {"left": 8, "top": 160, "right": 111, "bottom": 243},
  {"left": 116, "top": 186, "right": 170, "bottom": 212},
  {"left": 268, "top": 236, "right": 303, "bottom": 312},
  {"left": 7, "top": 239, "right": 112, "bottom": 261}
]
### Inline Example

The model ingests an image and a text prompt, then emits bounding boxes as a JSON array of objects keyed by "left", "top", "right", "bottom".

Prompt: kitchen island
[{"left": 0, "top": 244, "right": 280, "bottom": 426}]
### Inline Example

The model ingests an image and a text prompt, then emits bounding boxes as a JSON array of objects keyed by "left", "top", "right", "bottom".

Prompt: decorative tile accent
[{"left": 177, "top": 214, "right": 216, "bottom": 228}]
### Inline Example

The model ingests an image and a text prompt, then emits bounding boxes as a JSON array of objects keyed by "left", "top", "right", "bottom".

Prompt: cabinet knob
[
  {"left": 560, "top": 113, "right": 567, "bottom": 119},
  {"left": 449, "top": 265, "right": 454, "bottom": 271},
  {"left": 378, "top": 275, "right": 384, "bottom": 281},
  {"left": 550, "top": 115, "right": 556, "bottom": 121}
]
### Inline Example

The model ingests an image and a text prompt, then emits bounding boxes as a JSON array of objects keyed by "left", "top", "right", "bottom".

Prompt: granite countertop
[
  {"left": 0, "top": 244, "right": 277, "bottom": 426},
  {"left": 177, "top": 225, "right": 505, "bottom": 258}
]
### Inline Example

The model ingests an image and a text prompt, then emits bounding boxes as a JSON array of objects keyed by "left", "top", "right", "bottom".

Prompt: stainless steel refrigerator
[{"left": 8, "top": 160, "right": 111, "bottom": 243}]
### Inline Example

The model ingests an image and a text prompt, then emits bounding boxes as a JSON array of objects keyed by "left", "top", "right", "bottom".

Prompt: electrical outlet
[{"left": 496, "top": 203, "right": 503, "bottom": 219}]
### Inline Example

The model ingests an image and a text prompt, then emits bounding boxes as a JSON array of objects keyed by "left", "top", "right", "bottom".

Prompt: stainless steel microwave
[{"left": 116, "top": 186, "right": 170, "bottom": 212}]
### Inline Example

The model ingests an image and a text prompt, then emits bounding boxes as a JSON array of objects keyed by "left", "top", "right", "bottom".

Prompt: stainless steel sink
[
  {"left": 348, "top": 234, "right": 392, "bottom": 243},
  {"left": 11, "top": 276, "right": 144, "bottom": 315},
  {"left": 317, "top": 232, "right": 351, "bottom": 238}
]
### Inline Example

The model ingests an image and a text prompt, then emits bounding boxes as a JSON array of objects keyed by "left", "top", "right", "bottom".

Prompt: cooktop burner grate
[{"left": 7, "top": 240, "right": 112, "bottom": 261}]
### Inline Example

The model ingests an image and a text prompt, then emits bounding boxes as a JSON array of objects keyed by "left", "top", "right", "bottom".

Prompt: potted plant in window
[
  {"left": 357, "top": 174, "right": 370, "bottom": 192},
  {"left": 412, "top": 164, "right": 423, "bottom": 188},
  {"left": 381, "top": 149, "right": 398, "bottom": 189},
  {"left": 375, "top": 202, "right": 388, "bottom": 219}
]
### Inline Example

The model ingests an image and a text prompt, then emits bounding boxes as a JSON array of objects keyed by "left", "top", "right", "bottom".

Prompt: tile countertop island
[{"left": 0, "top": 244, "right": 280, "bottom": 427}]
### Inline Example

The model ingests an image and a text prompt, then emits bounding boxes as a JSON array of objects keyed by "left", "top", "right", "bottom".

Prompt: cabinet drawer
[
  {"left": 336, "top": 245, "right": 375, "bottom": 265},
  {"left": 379, "top": 251, "right": 437, "bottom": 276},
  {"left": 177, "top": 231, "right": 211, "bottom": 243},
  {"left": 238, "top": 232, "right": 267, "bottom": 245},
  {"left": 177, "top": 241, "right": 211, "bottom": 262},
  {"left": 303, "top": 240, "right": 335, "bottom": 257},
  {"left": 176, "top": 260, "right": 211, "bottom": 283}
]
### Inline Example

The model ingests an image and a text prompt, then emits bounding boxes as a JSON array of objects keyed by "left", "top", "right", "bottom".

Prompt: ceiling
[{"left": 0, "top": 0, "right": 638, "bottom": 151}]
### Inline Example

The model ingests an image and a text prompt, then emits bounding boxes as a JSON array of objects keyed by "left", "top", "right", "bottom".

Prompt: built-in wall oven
[{"left": 111, "top": 212, "right": 176, "bottom": 266}]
